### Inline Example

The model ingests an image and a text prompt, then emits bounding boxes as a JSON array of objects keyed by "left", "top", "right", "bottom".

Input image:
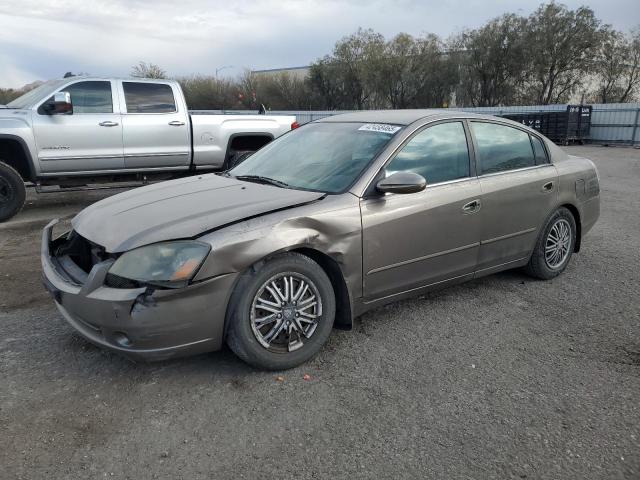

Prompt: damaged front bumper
[{"left": 41, "top": 220, "right": 237, "bottom": 361}]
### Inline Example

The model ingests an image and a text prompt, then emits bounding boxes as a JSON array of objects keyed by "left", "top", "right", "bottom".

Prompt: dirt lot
[{"left": 1, "top": 146, "right": 638, "bottom": 479}]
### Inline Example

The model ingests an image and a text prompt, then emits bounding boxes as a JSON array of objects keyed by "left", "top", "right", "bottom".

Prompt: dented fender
[{"left": 194, "top": 193, "right": 364, "bottom": 306}]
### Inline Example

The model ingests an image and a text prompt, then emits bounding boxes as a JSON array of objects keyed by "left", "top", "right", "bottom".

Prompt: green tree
[
  {"left": 309, "top": 29, "right": 386, "bottom": 109},
  {"left": 454, "top": 14, "right": 527, "bottom": 106},
  {"left": 522, "top": 3, "right": 605, "bottom": 104},
  {"left": 369, "top": 33, "right": 455, "bottom": 108}
]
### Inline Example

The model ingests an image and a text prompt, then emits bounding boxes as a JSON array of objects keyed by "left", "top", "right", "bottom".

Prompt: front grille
[{"left": 105, "top": 273, "right": 143, "bottom": 289}]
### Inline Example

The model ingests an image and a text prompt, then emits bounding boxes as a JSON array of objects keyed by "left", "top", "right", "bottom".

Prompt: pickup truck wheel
[
  {"left": 227, "top": 150, "right": 254, "bottom": 169},
  {"left": 226, "top": 252, "right": 336, "bottom": 370},
  {"left": 0, "top": 161, "right": 26, "bottom": 222},
  {"left": 524, "top": 207, "right": 576, "bottom": 280}
]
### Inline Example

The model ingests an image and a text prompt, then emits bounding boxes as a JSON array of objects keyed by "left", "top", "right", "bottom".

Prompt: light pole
[
  {"left": 215, "top": 65, "right": 234, "bottom": 79},
  {"left": 215, "top": 65, "right": 234, "bottom": 111}
]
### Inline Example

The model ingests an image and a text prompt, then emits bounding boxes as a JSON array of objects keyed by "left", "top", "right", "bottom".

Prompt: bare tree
[
  {"left": 178, "top": 75, "right": 238, "bottom": 110},
  {"left": 0, "top": 88, "right": 20, "bottom": 104},
  {"left": 131, "top": 61, "right": 167, "bottom": 79},
  {"left": 590, "top": 28, "right": 640, "bottom": 103},
  {"left": 257, "top": 73, "right": 313, "bottom": 110}
]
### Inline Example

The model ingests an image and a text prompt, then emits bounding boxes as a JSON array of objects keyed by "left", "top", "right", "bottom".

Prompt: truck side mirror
[{"left": 43, "top": 92, "right": 73, "bottom": 115}]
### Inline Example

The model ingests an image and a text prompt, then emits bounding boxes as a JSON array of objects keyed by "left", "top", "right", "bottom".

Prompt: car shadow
[{"left": 57, "top": 267, "right": 536, "bottom": 378}]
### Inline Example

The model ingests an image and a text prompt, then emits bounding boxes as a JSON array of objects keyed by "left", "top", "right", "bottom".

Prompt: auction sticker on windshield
[{"left": 358, "top": 124, "right": 402, "bottom": 134}]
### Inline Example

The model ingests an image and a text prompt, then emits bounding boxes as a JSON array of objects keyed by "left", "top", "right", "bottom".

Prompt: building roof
[{"left": 251, "top": 66, "right": 311, "bottom": 74}]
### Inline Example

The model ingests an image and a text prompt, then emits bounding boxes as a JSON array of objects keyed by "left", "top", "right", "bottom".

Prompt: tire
[
  {"left": 226, "top": 252, "right": 336, "bottom": 370},
  {"left": 524, "top": 207, "right": 577, "bottom": 280},
  {"left": 227, "top": 150, "right": 254, "bottom": 169},
  {"left": 0, "top": 161, "right": 26, "bottom": 222}
]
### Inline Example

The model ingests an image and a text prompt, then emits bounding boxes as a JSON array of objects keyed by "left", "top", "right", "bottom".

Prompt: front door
[
  {"left": 361, "top": 121, "right": 482, "bottom": 301},
  {"left": 32, "top": 80, "right": 124, "bottom": 173}
]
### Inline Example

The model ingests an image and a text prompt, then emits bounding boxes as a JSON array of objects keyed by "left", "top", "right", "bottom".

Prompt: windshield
[
  {"left": 6, "top": 80, "right": 67, "bottom": 109},
  {"left": 229, "top": 122, "right": 401, "bottom": 193}
]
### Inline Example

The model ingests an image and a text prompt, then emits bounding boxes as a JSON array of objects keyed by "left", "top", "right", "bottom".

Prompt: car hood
[{"left": 72, "top": 174, "right": 325, "bottom": 252}]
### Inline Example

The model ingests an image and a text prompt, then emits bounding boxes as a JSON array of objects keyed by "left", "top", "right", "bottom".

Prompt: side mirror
[
  {"left": 44, "top": 92, "right": 73, "bottom": 115},
  {"left": 376, "top": 171, "right": 426, "bottom": 194}
]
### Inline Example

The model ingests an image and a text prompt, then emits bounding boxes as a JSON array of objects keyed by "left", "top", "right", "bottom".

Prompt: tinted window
[
  {"left": 385, "top": 122, "right": 470, "bottom": 184},
  {"left": 472, "top": 122, "right": 535, "bottom": 174},
  {"left": 531, "top": 135, "right": 548, "bottom": 165},
  {"left": 43, "top": 81, "right": 112, "bottom": 114},
  {"left": 123, "top": 82, "right": 176, "bottom": 113}
]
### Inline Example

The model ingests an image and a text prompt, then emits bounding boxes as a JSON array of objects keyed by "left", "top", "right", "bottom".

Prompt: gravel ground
[{"left": 0, "top": 145, "right": 638, "bottom": 480}]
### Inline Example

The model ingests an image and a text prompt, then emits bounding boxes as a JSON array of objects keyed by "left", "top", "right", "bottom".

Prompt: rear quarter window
[{"left": 531, "top": 135, "right": 549, "bottom": 165}]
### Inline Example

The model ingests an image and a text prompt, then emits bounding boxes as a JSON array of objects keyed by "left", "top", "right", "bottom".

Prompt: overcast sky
[{"left": 0, "top": 0, "right": 638, "bottom": 88}]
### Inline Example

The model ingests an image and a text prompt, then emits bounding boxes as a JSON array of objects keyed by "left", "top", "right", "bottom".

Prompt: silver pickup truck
[{"left": 0, "top": 77, "right": 296, "bottom": 221}]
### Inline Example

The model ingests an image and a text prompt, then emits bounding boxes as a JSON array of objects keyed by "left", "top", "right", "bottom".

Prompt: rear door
[
  {"left": 470, "top": 121, "right": 558, "bottom": 273},
  {"left": 119, "top": 81, "right": 191, "bottom": 169},
  {"left": 361, "top": 120, "right": 482, "bottom": 300},
  {"left": 32, "top": 80, "right": 124, "bottom": 173}
]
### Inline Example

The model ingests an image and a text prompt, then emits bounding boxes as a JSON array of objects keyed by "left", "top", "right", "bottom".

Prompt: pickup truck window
[
  {"left": 64, "top": 81, "right": 113, "bottom": 114},
  {"left": 123, "top": 82, "right": 176, "bottom": 113},
  {"left": 36, "top": 81, "right": 113, "bottom": 115}
]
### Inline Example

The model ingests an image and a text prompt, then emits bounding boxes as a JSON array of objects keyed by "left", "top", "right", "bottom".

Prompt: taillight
[{"left": 291, "top": 121, "right": 300, "bottom": 130}]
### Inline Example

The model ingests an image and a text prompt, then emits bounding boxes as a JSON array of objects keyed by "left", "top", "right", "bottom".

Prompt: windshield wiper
[{"left": 234, "top": 175, "right": 290, "bottom": 188}]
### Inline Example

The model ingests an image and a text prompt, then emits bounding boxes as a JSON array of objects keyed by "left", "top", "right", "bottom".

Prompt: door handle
[
  {"left": 98, "top": 121, "right": 119, "bottom": 127},
  {"left": 168, "top": 121, "right": 185, "bottom": 126},
  {"left": 462, "top": 199, "right": 481, "bottom": 214},
  {"left": 542, "top": 181, "right": 554, "bottom": 192}
]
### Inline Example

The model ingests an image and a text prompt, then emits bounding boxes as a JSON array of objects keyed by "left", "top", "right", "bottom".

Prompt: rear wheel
[
  {"left": 0, "top": 161, "right": 26, "bottom": 222},
  {"left": 226, "top": 252, "right": 336, "bottom": 370},
  {"left": 524, "top": 207, "right": 576, "bottom": 280}
]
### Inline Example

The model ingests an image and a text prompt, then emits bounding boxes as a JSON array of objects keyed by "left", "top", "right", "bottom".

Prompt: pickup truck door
[
  {"left": 32, "top": 80, "right": 124, "bottom": 173},
  {"left": 118, "top": 81, "right": 191, "bottom": 169}
]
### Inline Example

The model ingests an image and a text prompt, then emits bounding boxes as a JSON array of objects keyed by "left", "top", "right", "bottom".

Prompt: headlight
[{"left": 108, "top": 241, "right": 210, "bottom": 288}]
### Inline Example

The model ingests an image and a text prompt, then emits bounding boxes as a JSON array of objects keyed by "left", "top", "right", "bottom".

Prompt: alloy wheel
[
  {"left": 250, "top": 272, "right": 323, "bottom": 353},
  {"left": 545, "top": 218, "right": 572, "bottom": 269}
]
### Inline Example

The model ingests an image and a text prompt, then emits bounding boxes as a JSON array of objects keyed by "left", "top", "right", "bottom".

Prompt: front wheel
[
  {"left": 0, "top": 161, "right": 26, "bottom": 222},
  {"left": 226, "top": 253, "right": 336, "bottom": 370},
  {"left": 524, "top": 207, "right": 576, "bottom": 280}
]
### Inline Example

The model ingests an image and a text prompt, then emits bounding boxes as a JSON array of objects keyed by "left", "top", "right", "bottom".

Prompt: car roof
[{"left": 317, "top": 109, "right": 496, "bottom": 125}]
